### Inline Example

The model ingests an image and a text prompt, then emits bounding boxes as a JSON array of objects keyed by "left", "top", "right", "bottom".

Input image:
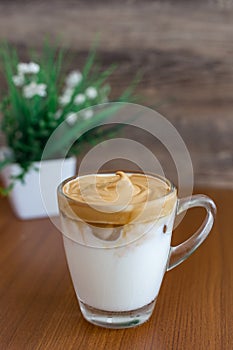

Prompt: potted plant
[{"left": 0, "top": 43, "right": 136, "bottom": 219}]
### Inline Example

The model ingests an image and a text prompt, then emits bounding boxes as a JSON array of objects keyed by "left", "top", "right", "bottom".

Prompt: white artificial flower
[
  {"left": 59, "top": 95, "right": 70, "bottom": 105},
  {"left": 64, "top": 87, "right": 74, "bottom": 97},
  {"left": 66, "top": 112, "right": 78, "bottom": 126},
  {"left": 18, "top": 63, "right": 28, "bottom": 74},
  {"left": 18, "top": 62, "right": 40, "bottom": 75},
  {"left": 28, "top": 62, "right": 40, "bottom": 74},
  {"left": 82, "top": 109, "right": 94, "bottom": 120},
  {"left": 74, "top": 93, "right": 85, "bottom": 105},
  {"left": 85, "top": 86, "right": 98, "bottom": 99},
  {"left": 12, "top": 74, "right": 25, "bottom": 87},
  {"left": 59, "top": 88, "right": 74, "bottom": 105},
  {"left": 66, "top": 70, "right": 82, "bottom": 88},
  {"left": 23, "top": 82, "right": 47, "bottom": 99}
]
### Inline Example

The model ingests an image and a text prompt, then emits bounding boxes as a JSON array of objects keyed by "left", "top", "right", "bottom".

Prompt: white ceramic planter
[{"left": 0, "top": 156, "right": 76, "bottom": 220}]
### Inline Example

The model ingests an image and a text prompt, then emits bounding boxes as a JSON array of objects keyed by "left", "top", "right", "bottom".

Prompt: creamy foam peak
[{"left": 61, "top": 172, "right": 177, "bottom": 224}]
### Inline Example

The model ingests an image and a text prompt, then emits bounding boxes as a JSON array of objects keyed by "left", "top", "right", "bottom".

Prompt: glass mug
[{"left": 57, "top": 172, "right": 216, "bottom": 329}]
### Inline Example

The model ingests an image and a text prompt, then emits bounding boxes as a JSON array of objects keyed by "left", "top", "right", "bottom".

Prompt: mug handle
[{"left": 167, "top": 195, "right": 216, "bottom": 271}]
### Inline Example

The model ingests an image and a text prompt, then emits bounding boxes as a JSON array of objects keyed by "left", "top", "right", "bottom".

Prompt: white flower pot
[{"left": 0, "top": 156, "right": 76, "bottom": 220}]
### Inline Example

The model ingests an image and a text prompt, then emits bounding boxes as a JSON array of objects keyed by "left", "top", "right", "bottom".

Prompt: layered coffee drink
[{"left": 58, "top": 171, "right": 177, "bottom": 317}]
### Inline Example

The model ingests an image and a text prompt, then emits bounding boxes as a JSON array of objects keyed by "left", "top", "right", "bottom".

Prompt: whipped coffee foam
[
  {"left": 63, "top": 171, "right": 169, "bottom": 204},
  {"left": 61, "top": 172, "right": 176, "bottom": 225}
]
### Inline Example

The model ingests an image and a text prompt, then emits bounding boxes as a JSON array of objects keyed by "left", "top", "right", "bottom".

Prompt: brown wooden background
[{"left": 0, "top": 0, "right": 232, "bottom": 188}]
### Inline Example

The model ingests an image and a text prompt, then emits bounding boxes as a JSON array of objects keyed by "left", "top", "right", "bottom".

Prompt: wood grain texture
[
  {"left": 0, "top": 1, "right": 232, "bottom": 187},
  {"left": 0, "top": 187, "right": 232, "bottom": 349}
]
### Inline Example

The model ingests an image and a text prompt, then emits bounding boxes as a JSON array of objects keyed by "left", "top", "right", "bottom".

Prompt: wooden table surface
[{"left": 0, "top": 187, "right": 232, "bottom": 350}]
